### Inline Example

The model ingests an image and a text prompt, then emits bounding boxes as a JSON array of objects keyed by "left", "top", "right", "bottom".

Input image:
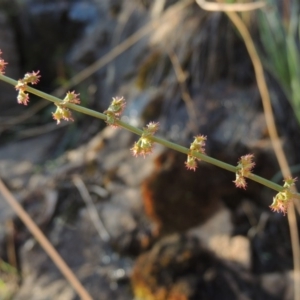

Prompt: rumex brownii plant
[{"left": 0, "top": 50, "right": 298, "bottom": 215}]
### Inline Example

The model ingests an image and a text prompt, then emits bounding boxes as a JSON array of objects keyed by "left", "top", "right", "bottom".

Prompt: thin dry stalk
[
  {"left": 0, "top": 179, "right": 93, "bottom": 300},
  {"left": 168, "top": 49, "right": 198, "bottom": 135},
  {"left": 72, "top": 175, "right": 110, "bottom": 243},
  {"left": 195, "top": 1, "right": 300, "bottom": 299},
  {"left": 196, "top": 0, "right": 265, "bottom": 11}
]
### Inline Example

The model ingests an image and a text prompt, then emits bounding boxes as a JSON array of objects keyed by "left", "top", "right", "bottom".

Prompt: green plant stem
[{"left": 0, "top": 74, "right": 294, "bottom": 195}]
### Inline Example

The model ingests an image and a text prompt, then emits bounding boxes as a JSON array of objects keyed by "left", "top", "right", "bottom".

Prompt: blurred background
[{"left": 0, "top": 0, "right": 300, "bottom": 299}]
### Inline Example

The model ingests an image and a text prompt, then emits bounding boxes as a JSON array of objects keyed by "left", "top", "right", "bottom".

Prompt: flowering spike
[
  {"left": 130, "top": 121, "right": 159, "bottom": 158},
  {"left": 270, "top": 177, "right": 297, "bottom": 215},
  {"left": 104, "top": 96, "right": 126, "bottom": 127},
  {"left": 0, "top": 50, "right": 8, "bottom": 75},
  {"left": 234, "top": 154, "right": 255, "bottom": 189},
  {"left": 15, "top": 70, "right": 41, "bottom": 105},
  {"left": 185, "top": 135, "right": 207, "bottom": 171},
  {"left": 51, "top": 90, "right": 80, "bottom": 124}
]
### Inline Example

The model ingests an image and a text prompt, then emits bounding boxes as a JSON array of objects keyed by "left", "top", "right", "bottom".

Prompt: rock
[
  {"left": 208, "top": 235, "right": 251, "bottom": 270},
  {"left": 188, "top": 206, "right": 251, "bottom": 269},
  {"left": 188, "top": 205, "right": 233, "bottom": 242}
]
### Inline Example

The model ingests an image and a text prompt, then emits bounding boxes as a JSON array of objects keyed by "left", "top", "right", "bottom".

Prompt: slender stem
[{"left": 0, "top": 74, "right": 293, "bottom": 194}]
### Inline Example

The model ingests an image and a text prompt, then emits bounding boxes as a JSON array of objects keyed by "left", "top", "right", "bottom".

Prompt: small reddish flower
[
  {"left": 17, "top": 90, "right": 30, "bottom": 106},
  {"left": 239, "top": 154, "right": 255, "bottom": 177},
  {"left": 52, "top": 105, "right": 74, "bottom": 124},
  {"left": 63, "top": 91, "right": 80, "bottom": 104},
  {"left": 270, "top": 177, "right": 297, "bottom": 215},
  {"left": 131, "top": 139, "right": 152, "bottom": 158},
  {"left": 131, "top": 121, "right": 159, "bottom": 158},
  {"left": 15, "top": 70, "right": 41, "bottom": 105},
  {"left": 23, "top": 70, "right": 41, "bottom": 85},
  {"left": 109, "top": 96, "right": 126, "bottom": 116},
  {"left": 0, "top": 50, "right": 7, "bottom": 74},
  {"left": 233, "top": 174, "right": 247, "bottom": 189},
  {"left": 190, "top": 135, "right": 206, "bottom": 154},
  {"left": 15, "top": 81, "right": 27, "bottom": 91},
  {"left": 185, "top": 135, "right": 207, "bottom": 171},
  {"left": 145, "top": 122, "right": 159, "bottom": 135},
  {"left": 185, "top": 155, "right": 197, "bottom": 171},
  {"left": 234, "top": 154, "right": 255, "bottom": 189},
  {"left": 104, "top": 96, "right": 126, "bottom": 127}
]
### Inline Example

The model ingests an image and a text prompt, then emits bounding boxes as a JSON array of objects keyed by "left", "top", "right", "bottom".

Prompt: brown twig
[
  {"left": 0, "top": 179, "right": 93, "bottom": 300},
  {"left": 168, "top": 49, "right": 198, "bottom": 135},
  {"left": 195, "top": 0, "right": 265, "bottom": 11},
  {"left": 72, "top": 175, "right": 110, "bottom": 243}
]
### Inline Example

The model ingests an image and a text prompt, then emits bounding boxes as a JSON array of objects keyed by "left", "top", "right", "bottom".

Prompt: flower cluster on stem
[
  {"left": 0, "top": 46, "right": 299, "bottom": 216},
  {"left": 0, "top": 50, "right": 7, "bottom": 75},
  {"left": 104, "top": 96, "right": 126, "bottom": 127},
  {"left": 270, "top": 177, "right": 297, "bottom": 215},
  {"left": 15, "top": 70, "right": 41, "bottom": 105},
  {"left": 131, "top": 122, "right": 159, "bottom": 158},
  {"left": 52, "top": 91, "right": 81, "bottom": 124},
  {"left": 185, "top": 135, "right": 207, "bottom": 171},
  {"left": 234, "top": 154, "right": 255, "bottom": 189}
]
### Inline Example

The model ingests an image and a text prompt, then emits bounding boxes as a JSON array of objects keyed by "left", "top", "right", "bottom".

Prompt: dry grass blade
[
  {"left": 195, "top": 0, "right": 265, "bottom": 11},
  {"left": 168, "top": 49, "right": 198, "bottom": 135},
  {"left": 5, "top": 220, "right": 17, "bottom": 270},
  {"left": 195, "top": 1, "right": 300, "bottom": 299},
  {"left": 0, "top": 179, "right": 93, "bottom": 300},
  {"left": 72, "top": 174, "right": 110, "bottom": 243}
]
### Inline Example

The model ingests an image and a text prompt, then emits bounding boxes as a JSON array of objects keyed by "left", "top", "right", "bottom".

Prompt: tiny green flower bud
[
  {"left": 131, "top": 139, "right": 153, "bottom": 158},
  {"left": 63, "top": 91, "right": 80, "bottom": 104},
  {"left": 145, "top": 122, "right": 159, "bottom": 135},
  {"left": 131, "top": 121, "right": 159, "bottom": 158},
  {"left": 104, "top": 96, "right": 126, "bottom": 127}
]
